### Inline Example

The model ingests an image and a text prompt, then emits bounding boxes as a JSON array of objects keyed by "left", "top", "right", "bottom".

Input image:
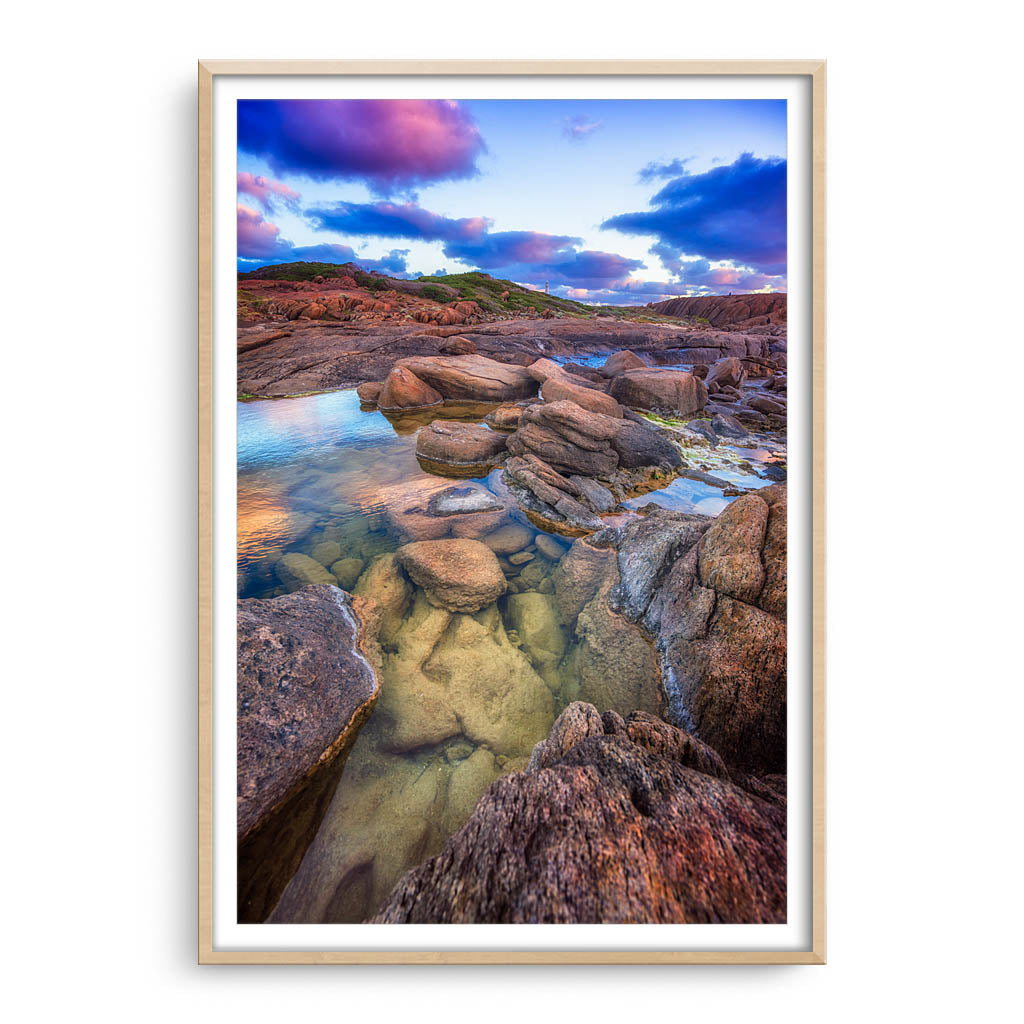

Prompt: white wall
[{"left": 4, "top": 2, "right": 1018, "bottom": 1019}]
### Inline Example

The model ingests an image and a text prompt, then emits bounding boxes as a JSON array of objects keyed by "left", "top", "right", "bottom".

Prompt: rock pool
[{"left": 237, "top": 384, "right": 785, "bottom": 922}]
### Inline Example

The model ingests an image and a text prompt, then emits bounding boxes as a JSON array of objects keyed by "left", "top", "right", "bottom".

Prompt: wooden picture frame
[{"left": 199, "top": 59, "right": 826, "bottom": 964}]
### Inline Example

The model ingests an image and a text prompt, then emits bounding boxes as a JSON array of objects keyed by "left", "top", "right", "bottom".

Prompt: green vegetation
[
  {"left": 420, "top": 283, "right": 458, "bottom": 303},
  {"left": 415, "top": 271, "right": 593, "bottom": 317},
  {"left": 238, "top": 261, "right": 358, "bottom": 282}
]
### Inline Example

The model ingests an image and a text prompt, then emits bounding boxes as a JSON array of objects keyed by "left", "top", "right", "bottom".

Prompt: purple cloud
[
  {"left": 237, "top": 99, "right": 486, "bottom": 195},
  {"left": 236, "top": 204, "right": 408, "bottom": 273},
  {"left": 305, "top": 201, "right": 489, "bottom": 242},
  {"left": 602, "top": 152, "right": 787, "bottom": 274},
  {"left": 442, "top": 229, "right": 583, "bottom": 269}
]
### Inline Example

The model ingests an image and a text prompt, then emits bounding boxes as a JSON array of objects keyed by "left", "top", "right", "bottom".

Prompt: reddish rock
[
  {"left": 541, "top": 375, "right": 623, "bottom": 418},
  {"left": 237, "top": 586, "right": 379, "bottom": 922},
  {"left": 395, "top": 354, "right": 536, "bottom": 402},
  {"left": 609, "top": 368, "right": 707, "bottom": 416},
  {"left": 416, "top": 419, "right": 508, "bottom": 468},
  {"left": 439, "top": 335, "right": 477, "bottom": 355},
  {"left": 650, "top": 293, "right": 787, "bottom": 328},
  {"left": 356, "top": 381, "right": 382, "bottom": 404},
  {"left": 484, "top": 403, "right": 528, "bottom": 431},
  {"left": 372, "top": 703, "right": 785, "bottom": 924},
  {"left": 376, "top": 366, "right": 443, "bottom": 411},
  {"left": 705, "top": 357, "right": 747, "bottom": 389},
  {"left": 601, "top": 349, "right": 647, "bottom": 376}
]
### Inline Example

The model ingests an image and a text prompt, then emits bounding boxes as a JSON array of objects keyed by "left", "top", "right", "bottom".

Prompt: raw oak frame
[{"left": 198, "top": 59, "right": 826, "bottom": 965}]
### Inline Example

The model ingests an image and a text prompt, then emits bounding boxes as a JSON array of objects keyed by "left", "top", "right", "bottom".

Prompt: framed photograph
[{"left": 199, "top": 59, "right": 825, "bottom": 965}]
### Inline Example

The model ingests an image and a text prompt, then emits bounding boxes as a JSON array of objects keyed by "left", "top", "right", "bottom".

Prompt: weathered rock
[
  {"left": 611, "top": 419, "right": 683, "bottom": 470},
  {"left": 698, "top": 493, "right": 769, "bottom": 603},
  {"left": 484, "top": 403, "right": 528, "bottom": 431},
  {"left": 275, "top": 551, "right": 337, "bottom": 590},
  {"left": 395, "top": 354, "right": 536, "bottom": 402},
  {"left": 508, "top": 421, "right": 619, "bottom": 477},
  {"left": 649, "top": 293, "right": 787, "bottom": 329},
  {"left": 396, "top": 539, "right": 507, "bottom": 613},
  {"left": 438, "top": 335, "right": 477, "bottom": 355},
  {"left": 609, "top": 368, "right": 707, "bottom": 417},
  {"left": 237, "top": 586, "right": 379, "bottom": 922},
  {"left": 638, "top": 494, "right": 788, "bottom": 772},
  {"left": 705, "top": 356, "right": 747, "bottom": 389},
  {"left": 526, "top": 357, "right": 568, "bottom": 384},
  {"left": 508, "top": 400, "right": 622, "bottom": 477},
  {"left": 747, "top": 395, "right": 785, "bottom": 415},
  {"left": 416, "top": 420, "right": 507, "bottom": 468},
  {"left": 372, "top": 703, "right": 786, "bottom": 924},
  {"left": 541, "top": 375, "right": 623, "bottom": 418},
  {"left": 711, "top": 412, "right": 749, "bottom": 438},
  {"left": 356, "top": 381, "right": 382, "bottom": 404},
  {"left": 376, "top": 366, "right": 444, "bottom": 411},
  {"left": 568, "top": 475, "right": 616, "bottom": 512},
  {"left": 601, "top": 349, "right": 647, "bottom": 376},
  {"left": 686, "top": 418, "right": 718, "bottom": 444}
]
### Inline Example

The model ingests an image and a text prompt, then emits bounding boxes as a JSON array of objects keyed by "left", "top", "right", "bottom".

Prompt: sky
[{"left": 236, "top": 98, "right": 787, "bottom": 303}]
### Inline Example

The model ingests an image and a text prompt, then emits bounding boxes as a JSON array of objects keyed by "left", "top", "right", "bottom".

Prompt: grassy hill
[{"left": 237, "top": 262, "right": 690, "bottom": 323}]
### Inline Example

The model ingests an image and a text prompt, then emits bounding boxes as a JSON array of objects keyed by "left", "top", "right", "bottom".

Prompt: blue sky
[{"left": 237, "top": 98, "right": 787, "bottom": 303}]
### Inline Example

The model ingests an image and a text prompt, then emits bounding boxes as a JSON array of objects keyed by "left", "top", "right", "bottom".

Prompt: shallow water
[{"left": 237, "top": 384, "right": 785, "bottom": 922}]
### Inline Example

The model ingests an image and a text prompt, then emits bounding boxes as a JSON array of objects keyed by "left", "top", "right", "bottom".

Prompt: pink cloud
[
  {"left": 237, "top": 204, "right": 283, "bottom": 259},
  {"left": 238, "top": 99, "right": 486, "bottom": 194},
  {"left": 237, "top": 172, "right": 301, "bottom": 212}
]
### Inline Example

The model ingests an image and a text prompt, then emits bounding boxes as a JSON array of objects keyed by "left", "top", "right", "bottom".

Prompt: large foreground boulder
[
  {"left": 609, "top": 368, "right": 707, "bottom": 417},
  {"left": 236, "top": 585, "right": 380, "bottom": 922},
  {"left": 394, "top": 354, "right": 536, "bottom": 402},
  {"left": 372, "top": 702, "right": 786, "bottom": 924},
  {"left": 396, "top": 538, "right": 507, "bottom": 612}
]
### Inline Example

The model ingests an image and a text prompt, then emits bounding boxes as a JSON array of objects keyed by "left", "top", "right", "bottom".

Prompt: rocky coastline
[{"left": 236, "top": 270, "right": 789, "bottom": 925}]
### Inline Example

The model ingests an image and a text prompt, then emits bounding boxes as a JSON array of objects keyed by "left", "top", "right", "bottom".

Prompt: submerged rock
[
  {"left": 426, "top": 483, "right": 504, "bottom": 517},
  {"left": 237, "top": 585, "right": 379, "bottom": 923},
  {"left": 275, "top": 551, "right": 337, "bottom": 590},
  {"left": 371, "top": 702, "right": 786, "bottom": 924},
  {"left": 396, "top": 538, "right": 507, "bottom": 613}
]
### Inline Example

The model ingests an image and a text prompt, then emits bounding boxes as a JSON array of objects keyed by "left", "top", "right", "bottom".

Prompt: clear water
[{"left": 237, "top": 385, "right": 784, "bottom": 923}]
